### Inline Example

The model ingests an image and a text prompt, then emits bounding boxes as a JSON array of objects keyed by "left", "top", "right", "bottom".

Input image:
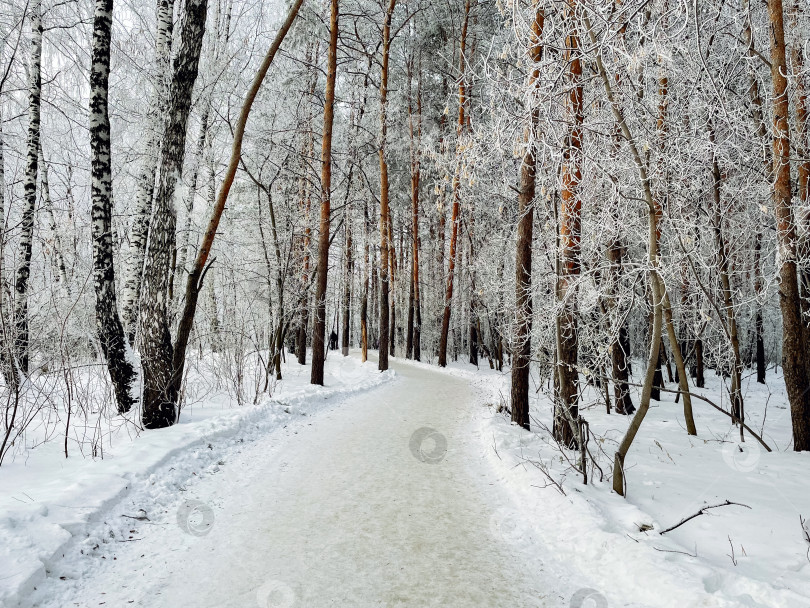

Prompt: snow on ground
[
  {"left": 5, "top": 352, "right": 582, "bottom": 608},
  {"left": 416, "top": 356, "right": 810, "bottom": 607},
  {"left": 0, "top": 353, "right": 392, "bottom": 607},
  {"left": 2, "top": 350, "right": 808, "bottom": 608}
]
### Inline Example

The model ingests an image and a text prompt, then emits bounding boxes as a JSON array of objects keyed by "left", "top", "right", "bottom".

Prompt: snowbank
[
  {"left": 395, "top": 356, "right": 810, "bottom": 607},
  {"left": 0, "top": 354, "right": 393, "bottom": 607}
]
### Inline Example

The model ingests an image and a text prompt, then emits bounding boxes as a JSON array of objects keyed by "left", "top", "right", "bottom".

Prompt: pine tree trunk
[
  {"left": 14, "top": 0, "right": 43, "bottom": 374},
  {"left": 297, "top": 130, "right": 313, "bottom": 365},
  {"left": 140, "top": 0, "right": 208, "bottom": 429},
  {"left": 377, "top": 0, "right": 396, "bottom": 372},
  {"left": 388, "top": 209, "right": 396, "bottom": 358},
  {"left": 511, "top": 3, "right": 543, "bottom": 431},
  {"left": 90, "top": 0, "right": 136, "bottom": 414},
  {"left": 120, "top": 0, "right": 174, "bottom": 344},
  {"left": 310, "top": 0, "right": 338, "bottom": 385},
  {"left": 341, "top": 211, "right": 352, "bottom": 357},
  {"left": 790, "top": 1, "right": 810, "bottom": 346},
  {"left": 767, "top": 0, "right": 810, "bottom": 450},
  {"left": 438, "top": 0, "right": 471, "bottom": 367},
  {"left": 361, "top": 198, "right": 369, "bottom": 362},
  {"left": 404, "top": 66, "right": 417, "bottom": 360},
  {"left": 406, "top": 61, "right": 420, "bottom": 361},
  {"left": 554, "top": 1, "right": 582, "bottom": 448}
]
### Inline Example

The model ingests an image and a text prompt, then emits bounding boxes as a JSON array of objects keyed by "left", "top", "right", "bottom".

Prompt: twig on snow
[
  {"left": 659, "top": 500, "right": 751, "bottom": 535},
  {"left": 652, "top": 545, "right": 698, "bottom": 557}
]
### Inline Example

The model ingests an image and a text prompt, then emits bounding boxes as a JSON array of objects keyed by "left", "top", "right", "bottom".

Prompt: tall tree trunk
[
  {"left": 139, "top": 0, "right": 208, "bottom": 429},
  {"left": 341, "top": 214, "right": 352, "bottom": 357},
  {"left": 554, "top": 1, "right": 582, "bottom": 448},
  {"left": 754, "top": 231, "right": 766, "bottom": 383},
  {"left": 361, "top": 198, "right": 369, "bottom": 362},
  {"left": 90, "top": 0, "right": 136, "bottom": 414},
  {"left": 14, "top": 0, "right": 42, "bottom": 374},
  {"left": 0, "top": 116, "right": 18, "bottom": 390},
  {"left": 767, "top": 0, "right": 810, "bottom": 450},
  {"left": 40, "top": 147, "right": 70, "bottom": 292},
  {"left": 710, "top": 125, "right": 744, "bottom": 434},
  {"left": 790, "top": 1, "right": 810, "bottom": 345},
  {"left": 654, "top": 42, "right": 696, "bottom": 435},
  {"left": 174, "top": 104, "right": 210, "bottom": 294},
  {"left": 311, "top": 0, "right": 338, "bottom": 385},
  {"left": 388, "top": 209, "right": 396, "bottom": 357},
  {"left": 741, "top": 0, "right": 771, "bottom": 387},
  {"left": 297, "top": 121, "right": 313, "bottom": 364},
  {"left": 120, "top": 0, "right": 174, "bottom": 344},
  {"left": 405, "top": 58, "right": 418, "bottom": 362},
  {"left": 377, "top": 0, "right": 396, "bottom": 371},
  {"left": 511, "top": 3, "right": 543, "bottom": 430},
  {"left": 607, "top": 239, "right": 634, "bottom": 415},
  {"left": 438, "top": 0, "right": 471, "bottom": 367}
]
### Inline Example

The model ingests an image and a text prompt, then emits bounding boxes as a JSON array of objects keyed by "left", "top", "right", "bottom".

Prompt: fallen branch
[{"left": 659, "top": 500, "right": 751, "bottom": 535}]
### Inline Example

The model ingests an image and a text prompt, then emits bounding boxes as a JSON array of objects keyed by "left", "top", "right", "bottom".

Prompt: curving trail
[{"left": 33, "top": 355, "right": 569, "bottom": 607}]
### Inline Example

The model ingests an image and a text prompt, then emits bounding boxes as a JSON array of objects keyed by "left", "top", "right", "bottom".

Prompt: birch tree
[
  {"left": 89, "top": 0, "right": 136, "bottom": 413},
  {"left": 14, "top": 0, "right": 42, "bottom": 373}
]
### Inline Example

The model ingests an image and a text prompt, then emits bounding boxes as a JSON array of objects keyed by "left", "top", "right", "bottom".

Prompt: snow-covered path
[{"left": 31, "top": 356, "right": 569, "bottom": 608}]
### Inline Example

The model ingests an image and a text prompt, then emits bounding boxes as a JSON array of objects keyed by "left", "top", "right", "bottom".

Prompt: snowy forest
[{"left": 1, "top": 0, "right": 810, "bottom": 605}]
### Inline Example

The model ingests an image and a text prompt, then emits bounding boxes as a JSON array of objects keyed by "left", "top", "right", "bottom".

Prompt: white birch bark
[
  {"left": 139, "top": 0, "right": 208, "bottom": 429},
  {"left": 13, "top": 0, "right": 43, "bottom": 374},
  {"left": 119, "top": 0, "right": 175, "bottom": 344},
  {"left": 90, "top": 0, "right": 137, "bottom": 413}
]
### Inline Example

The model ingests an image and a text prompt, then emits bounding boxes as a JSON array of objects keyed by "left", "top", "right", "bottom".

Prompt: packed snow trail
[{"left": 28, "top": 356, "right": 573, "bottom": 608}]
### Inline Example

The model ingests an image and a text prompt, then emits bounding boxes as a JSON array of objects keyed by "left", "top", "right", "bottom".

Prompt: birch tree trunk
[
  {"left": 90, "top": 0, "right": 137, "bottom": 414},
  {"left": 310, "top": 0, "right": 338, "bottom": 385},
  {"left": 0, "top": 116, "right": 18, "bottom": 390},
  {"left": 140, "top": 0, "right": 208, "bottom": 429},
  {"left": 14, "top": 0, "right": 42, "bottom": 374},
  {"left": 39, "top": 147, "right": 70, "bottom": 292},
  {"left": 174, "top": 104, "right": 209, "bottom": 292},
  {"left": 120, "top": 0, "right": 174, "bottom": 344}
]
